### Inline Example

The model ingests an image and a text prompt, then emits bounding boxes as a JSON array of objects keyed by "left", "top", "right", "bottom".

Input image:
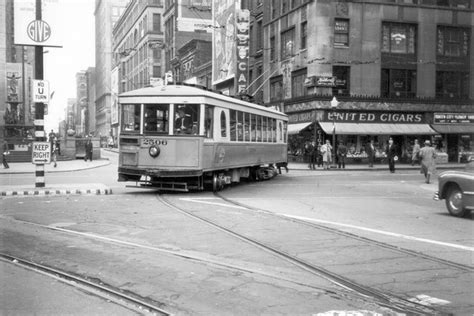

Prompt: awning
[
  {"left": 288, "top": 122, "right": 313, "bottom": 135},
  {"left": 318, "top": 122, "right": 438, "bottom": 135},
  {"left": 431, "top": 124, "right": 474, "bottom": 134}
]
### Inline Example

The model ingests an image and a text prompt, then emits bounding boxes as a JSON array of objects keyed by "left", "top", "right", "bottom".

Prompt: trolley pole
[{"left": 34, "top": 0, "right": 45, "bottom": 188}]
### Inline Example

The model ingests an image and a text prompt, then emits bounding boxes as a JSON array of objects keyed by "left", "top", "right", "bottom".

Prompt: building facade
[
  {"left": 262, "top": 0, "right": 473, "bottom": 163},
  {"left": 94, "top": 0, "right": 129, "bottom": 139},
  {"left": 177, "top": 39, "right": 212, "bottom": 88}
]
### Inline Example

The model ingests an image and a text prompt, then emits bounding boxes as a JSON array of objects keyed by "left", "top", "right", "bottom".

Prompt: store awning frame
[
  {"left": 431, "top": 124, "right": 474, "bottom": 134},
  {"left": 318, "top": 122, "right": 438, "bottom": 135},
  {"left": 288, "top": 122, "right": 314, "bottom": 135}
]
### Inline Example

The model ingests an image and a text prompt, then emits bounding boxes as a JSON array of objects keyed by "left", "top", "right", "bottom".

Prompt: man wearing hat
[
  {"left": 418, "top": 139, "right": 437, "bottom": 184},
  {"left": 175, "top": 107, "right": 193, "bottom": 134}
]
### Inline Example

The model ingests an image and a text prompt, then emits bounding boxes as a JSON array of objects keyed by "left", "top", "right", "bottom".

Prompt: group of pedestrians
[{"left": 304, "top": 139, "right": 347, "bottom": 170}]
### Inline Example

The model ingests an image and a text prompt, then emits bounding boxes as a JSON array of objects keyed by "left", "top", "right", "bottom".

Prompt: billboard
[
  {"left": 14, "top": 0, "right": 63, "bottom": 47},
  {"left": 212, "top": 0, "right": 236, "bottom": 85}
]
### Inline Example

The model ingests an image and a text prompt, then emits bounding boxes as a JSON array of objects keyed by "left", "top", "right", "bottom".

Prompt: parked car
[{"left": 434, "top": 157, "right": 474, "bottom": 217}]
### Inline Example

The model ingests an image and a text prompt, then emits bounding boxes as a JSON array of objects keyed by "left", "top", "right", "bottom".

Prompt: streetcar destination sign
[{"left": 32, "top": 142, "right": 51, "bottom": 164}]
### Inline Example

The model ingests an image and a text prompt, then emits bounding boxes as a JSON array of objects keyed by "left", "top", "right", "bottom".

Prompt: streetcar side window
[
  {"left": 250, "top": 114, "right": 256, "bottom": 142},
  {"left": 220, "top": 111, "right": 227, "bottom": 137},
  {"left": 122, "top": 104, "right": 141, "bottom": 132},
  {"left": 262, "top": 117, "right": 268, "bottom": 142},
  {"left": 237, "top": 111, "right": 244, "bottom": 142},
  {"left": 204, "top": 105, "right": 214, "bottom": 138},
  {"left": 272, "top": 119, "right": 277, "bottom": 143},
  {"left": 144, "top": 104, "right": 169, "bottom": 134},
  {"left": 229, "top": 110, "right": 236, "bottom": 141},
  {"left": 256, "top": 115, "right": 262, "bottom": 142},
  {"left": 244, "top": 113, "right": 250, "bottom": 142}
]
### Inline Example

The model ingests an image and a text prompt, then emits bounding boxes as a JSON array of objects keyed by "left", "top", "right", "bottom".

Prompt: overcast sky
[{"left": 43, "top": 0, "right": 95, "bottom": 132}]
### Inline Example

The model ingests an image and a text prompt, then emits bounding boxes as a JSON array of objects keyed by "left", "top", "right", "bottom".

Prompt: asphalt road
[{"left": 1, "top": 150, "right": 472, "bottom": 315}]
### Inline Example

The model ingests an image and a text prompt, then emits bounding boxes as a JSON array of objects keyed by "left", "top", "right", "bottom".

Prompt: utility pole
[{"left": 34, "top": 0, "right": 45, "bottom": 188}]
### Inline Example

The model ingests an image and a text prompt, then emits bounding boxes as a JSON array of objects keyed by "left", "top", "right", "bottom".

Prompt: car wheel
[{"left": 445, "top": 185, "right": 467, "bottom": 217}]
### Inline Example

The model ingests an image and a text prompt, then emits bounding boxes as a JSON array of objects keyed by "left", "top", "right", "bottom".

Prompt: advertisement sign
[
  {"left": 32, "top": 142, "right": 51, "bottom": 164},
  {"left": 14, "top": 0, "right": 63, "bottom": 47},
  {"left": 111, "top": 67, "right": 119, "bottom": 125},
  {"left": 235, "top": 9, "right": 249, "bottom": 95},
  {"left": 325, "top": 111, "right": 426, "bottom": 124},
  {"left": 7, "top": 72, "right": 22, "bottom": 102},
  {"left": 212, "top": 0, "right": 236, "bottom": 85},
  {"left": 434, "top": 113, "right": 474, "bottom": 124}
]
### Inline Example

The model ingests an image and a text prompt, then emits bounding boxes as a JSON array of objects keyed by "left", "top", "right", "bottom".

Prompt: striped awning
[{"left": 318, "top": 122, "right": 438, "bottom": 135}]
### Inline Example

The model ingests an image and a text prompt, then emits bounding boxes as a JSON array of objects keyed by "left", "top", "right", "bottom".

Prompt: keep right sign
[{"left": 32, "top": 142, "right": 51, "bottom": 164}]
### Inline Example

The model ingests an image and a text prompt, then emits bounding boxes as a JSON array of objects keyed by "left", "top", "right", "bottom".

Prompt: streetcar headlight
[{"left": 149, "top": 145, "right": 160, "bottom": 158}]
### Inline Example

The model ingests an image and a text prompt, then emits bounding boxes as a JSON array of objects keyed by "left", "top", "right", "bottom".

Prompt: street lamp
[{"left": 330, "top": 96, "right": 338, "bottom": 168}]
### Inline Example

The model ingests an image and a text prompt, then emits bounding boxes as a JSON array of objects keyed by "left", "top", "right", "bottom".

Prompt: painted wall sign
[{"left": 434, "top": 113, "right": 474, "bottom": 124}]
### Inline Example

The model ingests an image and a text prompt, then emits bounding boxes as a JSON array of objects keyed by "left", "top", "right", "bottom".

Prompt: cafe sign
[
  {"left": 434, "top": 113, "right": 474, "bottom": 124},
  {"left": 326, "top": 111, "right": 426, "bottom": 124}
]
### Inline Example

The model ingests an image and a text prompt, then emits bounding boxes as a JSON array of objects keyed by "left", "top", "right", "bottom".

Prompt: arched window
[{"left": 220, "top": 111, "right": 227, "bottom": 137}]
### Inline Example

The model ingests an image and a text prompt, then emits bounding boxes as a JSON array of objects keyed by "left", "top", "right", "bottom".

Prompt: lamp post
[{"left": 330, "top": 96, "right": 338, "bottom": 168}]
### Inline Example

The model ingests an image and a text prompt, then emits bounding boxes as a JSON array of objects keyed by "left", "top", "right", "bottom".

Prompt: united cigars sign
[
  {"left": 326, "top": 111, "right": 426, "bottom": 124},
  {"left": 235, "top": 9, "right": 250, "bottom": 95}
]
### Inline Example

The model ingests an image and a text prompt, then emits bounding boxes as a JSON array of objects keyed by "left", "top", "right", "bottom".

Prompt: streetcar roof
[{"left": 119, "top": 85, "right": 288, "bottom": 119}]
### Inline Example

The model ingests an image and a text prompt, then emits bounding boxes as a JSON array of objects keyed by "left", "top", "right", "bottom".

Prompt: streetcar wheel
[
  {"left": 212, "top": 173, "right": 219, "bottom": 192},
  {"left": 445, "top": 185, "right": 467, "bottom": 217}
]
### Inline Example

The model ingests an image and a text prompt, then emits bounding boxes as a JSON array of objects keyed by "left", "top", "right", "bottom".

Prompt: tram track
[
  {"left": 0, "top": 252, "right": 172, "bottom": 316},
  {"left": 157, "top": 194, "right": 444, "bottom": 315},
  {"left": 215, "top": 192, "right": 474, "bottom": 273}
]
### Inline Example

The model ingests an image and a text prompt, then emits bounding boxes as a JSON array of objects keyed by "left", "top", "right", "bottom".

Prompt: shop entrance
[{"left": 447, "top": 134, "right": 458, "bottom": 162}]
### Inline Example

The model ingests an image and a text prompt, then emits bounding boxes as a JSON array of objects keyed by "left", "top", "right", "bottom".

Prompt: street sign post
[
  {"left": 32, "top": 79, "right": 49, "bottom": 103},
  {"left": 32, "top": 142, "right": 51, "bottom": 164}
]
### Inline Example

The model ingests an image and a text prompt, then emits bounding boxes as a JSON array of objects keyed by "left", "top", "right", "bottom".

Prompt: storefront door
[{"left": 447, "top": 134, "right": 458, "bottom": 162}]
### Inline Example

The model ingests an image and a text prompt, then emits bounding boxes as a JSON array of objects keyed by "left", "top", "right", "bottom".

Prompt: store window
[
  {"left": 292, "top": 68, "right": 307, "bottom": 98},
  {"left": 437, "top": 26, "right": 469, "bottom": 57},
  {"left": 270, "top": 75, "right": 283, "bottom": 101},
  {"left": 381, "top": 69, "right": 417, "bottom": 98},
  {"left": 382, "top": 23, "right": 416, "bottom": 54},
  {"left": 281, "top": 27, "right": 295, "bottom": 60},
  {"left": 332, "top": 66, "right": 350, "bottom": 96},
  {"left": 334, "top": 19, "right": 349, "bottom": 47},
  {"left": 436, "top": 71, "right": 470, "bottom": 98}
]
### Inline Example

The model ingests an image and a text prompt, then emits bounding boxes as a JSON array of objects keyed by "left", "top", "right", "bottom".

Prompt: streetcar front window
[
  {"left": 144, "top": 104, "right": 169, "bottom": 134},
  {"left": 174, "top": 104, "right": 200, "bottom": 135},
  {"left": 122, "top": 104, "right": 141, "bottom": 132}
]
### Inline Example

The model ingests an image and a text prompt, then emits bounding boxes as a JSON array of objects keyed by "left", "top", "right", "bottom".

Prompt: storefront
[
  {"left": 288, "top": 110, "right": 440, "bottom": 164},
  {"left": 431, "top": 113, "right": 474, "bottom": 162}
]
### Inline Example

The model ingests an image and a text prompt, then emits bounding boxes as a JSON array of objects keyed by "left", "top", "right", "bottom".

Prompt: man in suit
[
  {"left": 175, "top": 108, "right": 193, "bottom": 134},
  {"left": 386, "top": 137, "right": 398, "bottom": 173},
  {"left": 366, "top": 139, "right": 376, "bottom": 167}
]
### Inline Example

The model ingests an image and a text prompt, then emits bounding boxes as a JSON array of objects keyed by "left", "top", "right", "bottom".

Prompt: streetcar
[{"left": 117, "top": 84, "right": 288, "bottom": 191}]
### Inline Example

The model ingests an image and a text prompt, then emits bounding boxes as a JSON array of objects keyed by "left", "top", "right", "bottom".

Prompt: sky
[{"left": 43, "top": 0, "right": 95, "bottom": 132}]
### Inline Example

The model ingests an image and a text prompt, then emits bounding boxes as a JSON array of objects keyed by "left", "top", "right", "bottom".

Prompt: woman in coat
[
  {"left": 320, "top": 139, "right": 333, "bottom": 170},
  {"left": 418, "top": 140, "right": 437, "bottom": 184}
]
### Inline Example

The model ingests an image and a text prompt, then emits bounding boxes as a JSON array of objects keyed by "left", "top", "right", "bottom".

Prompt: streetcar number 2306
[{"left": 142, "top": 139, "right": 168, "bottom": 146}]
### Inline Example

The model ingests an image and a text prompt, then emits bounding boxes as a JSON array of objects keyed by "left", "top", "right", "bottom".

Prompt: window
[
  {"left": 153, "top": 66, "right": 161, "bottom": 77},
  {"left": 436, "top": 71, "right": 469, "bottom": 98},
  {"left": 437, "top": 26, "right": 469, "bottom": 57},
  {"left": 301, "top": 22, "right": 307, "bottom": 49},
  {"left": 204, "top": 105, "right": 214, "bottom": 138},
  {"left": 174, "top": 104, "right": 199, "bottom": 135},
  {"left": 292, "top": 0, "right": 301, "bottom": 8},
  {"left": 282, "top": 0, "right": 288, "bottom": 14},
  {"left": 244, "top": 113, "right": 250, "bottom": 141},
  {"left": 332, "top": 66, "right": 350, "bottom": 96},
  {"left": 382, "top": 23, "right": 416, "bottom": 54},
  {"left": 237, "top": 111, "right": 244, "bottom": 141},
  {"left": 270, "top": 36, "right": 276, "bottom": 61},
  {"left": 220, "top": 111, "right": 227, "bottom": 137},
  {"left": 122, "top": 104, "right": 141, "bottom": 132},
  {"left": 271, "top": 0, "right": 277, "bottom": 18},
  {"left": 256, "top": 20, "right": 263, "bottom": 51},
  {"left": 270, "top": 75, "right": 283, "bottom": 101},
  {"left": 281, "top": 27, "right": 295, "bottom": 60},
  {"left": 153, "top": 14, "right": 161, "bottom": 32},
  {"left": 291, "top": 68, "right": 307, "bottom": 98},
  {"left": 230, "top": 110, "right": 237, "bottom": 141},
  {"left": 153, "top": 48, "right": 161, "bottom": 61},
  {"left": 334, "top": 19, "right": 349, "bottom": 47},
  {"left": 381, "top": 69, "right": 416, "bottom": 98},
  {"left": 144, "top": 104, "right": 169, "bottom": 133}
]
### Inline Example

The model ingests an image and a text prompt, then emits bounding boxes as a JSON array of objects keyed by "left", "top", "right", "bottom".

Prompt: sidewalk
[
  {"left": 0, "top": 159, "right": 112, "bottom": 197},
  {"left": 287, "top": 161, "right": 465, "bottom": 171}
]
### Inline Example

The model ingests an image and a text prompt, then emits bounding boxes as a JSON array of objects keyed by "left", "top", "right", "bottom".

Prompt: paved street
[{"left": 0, "top": 149, "right": 472, "bottom": 315}]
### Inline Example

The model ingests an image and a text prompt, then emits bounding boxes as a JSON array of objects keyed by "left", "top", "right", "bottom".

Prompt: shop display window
[{"left": 459, "top": 135, "right": 473, "bottom": 162}]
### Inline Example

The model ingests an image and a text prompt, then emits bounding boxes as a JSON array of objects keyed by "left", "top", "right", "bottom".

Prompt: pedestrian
[
  {"left": 308, "top": 141, "right": 317, "bottom": 170},
  {"left": 366, "top": 139, "right": 376, "bottom": 167},
  {"left": 52, "top": 137, "right": 58, "bottom": 168},
  {"left": 320, "top": 139, "right": 333, "bottom": 170},
  {"left": 385, "top": 137, "right": 398, "bottom": 173},
  {"left": 84, "top": 135, "right": 93, "bottom": 162},
  {"left": 337, "top": 140, "right": 347, "bottom": 169},
  {"left": 418, "top": 140, "right": 437, "bottom": 184},
  {"left": 316, "top": 143, "right": 323, "bottom": 168},
  {"left": 411, "top": 139, "right": 421, "bottom": 166},
  {"left": 2, "top": 140, "right": 10, "bottom": 169},
  {"left": 55, "top": 137, "right": 61, "bottom": 156}
]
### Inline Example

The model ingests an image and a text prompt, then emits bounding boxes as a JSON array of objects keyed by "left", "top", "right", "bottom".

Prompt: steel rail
[
  {"left": 215, "top": 192, "right": 474, "bottom": 273},
  {"left": 157, "top": 194, "right": 440, "bottom": 315},
  {"left": 0, "top": 253, "right": 172, "bottom": 316}
]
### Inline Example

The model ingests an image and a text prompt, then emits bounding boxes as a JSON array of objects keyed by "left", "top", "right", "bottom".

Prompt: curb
[{"left": 0, "top": 184, "right": 113, "bottom": 197}]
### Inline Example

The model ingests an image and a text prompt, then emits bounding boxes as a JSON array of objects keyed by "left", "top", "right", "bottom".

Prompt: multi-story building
[
  {"left": 75, "top": 71, "right": 88, "bottom": 136},
  {"left": 85, "top": 67, "right": 96, "bottom": 136},
  {"left": 177, "top": 39, "right": 212, "bottom": 88},
  {"left": 94, "top": 0, "right": 129, "bottom": 139},
  {"left": 1, "top": 0, "right": 36, "bottom": 162},
  {"left": 163, "top": 0, "right": 212, "bottom": 82},
  {"left": 262, "top": 0, "right": 473, "bottom": 163}
]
